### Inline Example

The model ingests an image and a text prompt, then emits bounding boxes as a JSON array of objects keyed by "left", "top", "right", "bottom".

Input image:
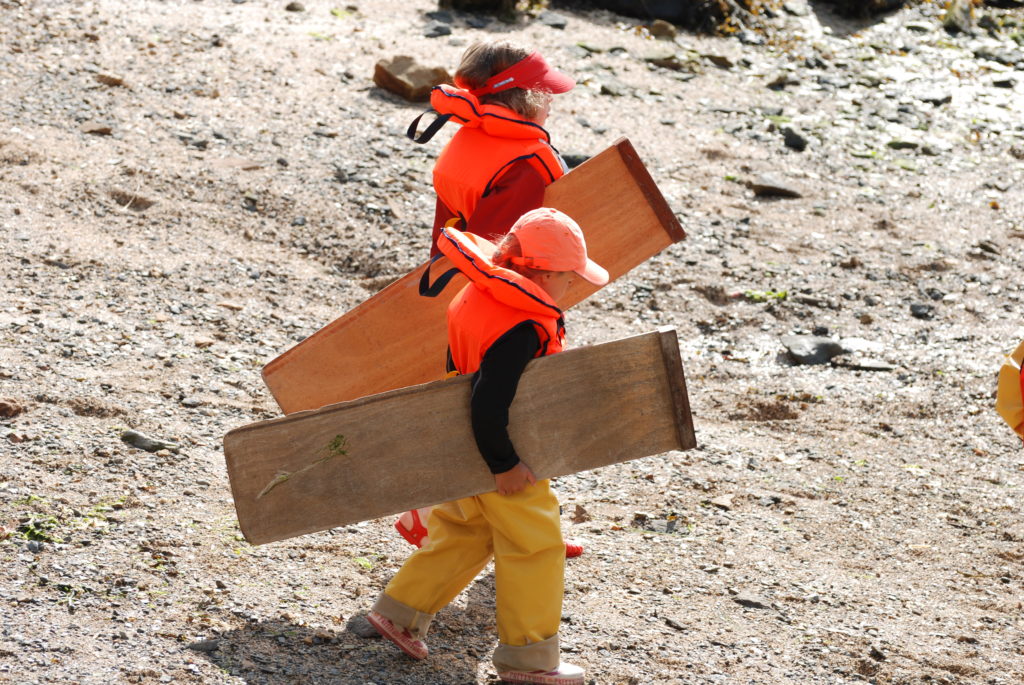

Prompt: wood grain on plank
[
  {"left": 227, "top": 328, "right": 694, "bottom": 545},
  {"left": 261, "top": 138, "right": 684, "bottom": 414}
]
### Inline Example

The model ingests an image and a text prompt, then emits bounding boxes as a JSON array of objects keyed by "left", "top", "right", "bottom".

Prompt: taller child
[{"left": 413, "top": 40, "right": 574, "bottom": 256}]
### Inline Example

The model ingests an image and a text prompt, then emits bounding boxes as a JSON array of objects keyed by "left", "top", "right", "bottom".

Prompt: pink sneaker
[
  {"left": 498, "top": 662, "right": 585, "bottom": 685},
  {"left": 366, "top": 611, "right": 428, "bottom": 660}
]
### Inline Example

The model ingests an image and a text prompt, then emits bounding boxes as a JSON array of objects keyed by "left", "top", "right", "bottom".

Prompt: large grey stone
[{"left": 781, "top": 335, "right": 844, "bottom": 365}]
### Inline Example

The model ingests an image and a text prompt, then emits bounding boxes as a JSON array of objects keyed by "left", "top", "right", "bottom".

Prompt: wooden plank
[
  {"left": 261, "top": 138, "right": 684, "bottom": 414},
  {"left": 226, "top": 328, "right": 694, "bottom": 545}
]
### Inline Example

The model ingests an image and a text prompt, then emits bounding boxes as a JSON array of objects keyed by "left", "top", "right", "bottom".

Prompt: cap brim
[
  {"left": 576, "top": 259, "right": 609, "bottom": 287},
  {"left": 534, "top": 69, "right": 575, "bottom": 94}
]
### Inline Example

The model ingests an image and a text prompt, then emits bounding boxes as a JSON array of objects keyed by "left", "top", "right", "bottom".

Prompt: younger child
[{"left": 368, "top": 208, "right": 608, "bottom": 685}]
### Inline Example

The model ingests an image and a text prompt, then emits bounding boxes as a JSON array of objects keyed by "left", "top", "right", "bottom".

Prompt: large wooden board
[
  {"left": 227, "top": 327, "right": 695, "bottom": 545},
  {"left": 262, "top": 138, "right": 685, "bottom": 414}
]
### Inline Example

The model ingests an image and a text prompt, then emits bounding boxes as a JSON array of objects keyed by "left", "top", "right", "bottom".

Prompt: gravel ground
[{"left": 1, "top": 1, "right": 1023, "bottom": 683}]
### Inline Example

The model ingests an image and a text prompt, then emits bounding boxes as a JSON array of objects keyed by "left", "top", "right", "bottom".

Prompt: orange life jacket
[
  {"left": 426, "top": 85, "right": 566, "bottom": 223},
  {"left": 431, "top": 226, "right": 564, "bottom": 375}
]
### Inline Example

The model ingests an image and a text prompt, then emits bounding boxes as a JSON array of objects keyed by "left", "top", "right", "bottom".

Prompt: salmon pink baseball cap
[
  {"left": 465, "top": 52, "right": 575, "bottom": 97},
  {"left": 509, "top": 208, "right": 609, "bottom": 286}
]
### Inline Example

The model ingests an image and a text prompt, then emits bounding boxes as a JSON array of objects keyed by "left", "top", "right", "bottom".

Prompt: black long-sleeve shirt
[{"left": 468, "top": 322, "right": 540, "bottom": 474}]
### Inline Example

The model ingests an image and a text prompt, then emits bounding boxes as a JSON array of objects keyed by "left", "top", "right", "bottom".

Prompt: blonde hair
[
  {"left": 456, "top": 41, "right": 550, "bottom": 121},
  {"left": 492, "top": 233, "right": 545, "bottom": 280}
]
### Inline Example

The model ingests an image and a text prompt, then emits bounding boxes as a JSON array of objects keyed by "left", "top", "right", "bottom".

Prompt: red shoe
[
  {"left": 395, "top": 508, "right": 430, "bottom": 549},
  {"left": 366, "top": 611, "right": 428, "bottom": 660},
  {"left": 564, "top": 540, "right": 583, "bottom": 559},
  {"left": 498, "top": 661, "right": 585, "bottom": 684}
]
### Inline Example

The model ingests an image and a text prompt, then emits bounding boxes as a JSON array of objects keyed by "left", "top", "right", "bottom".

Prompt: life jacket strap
[
  {"left": 407, "top": 110, "right": 453, "bottom": 144},
  {"left": 418, "top": 253, "right": 462, "bottom": 298}
]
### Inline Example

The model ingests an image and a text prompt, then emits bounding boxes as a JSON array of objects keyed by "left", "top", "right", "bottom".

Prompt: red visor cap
[
  {"left": 508, "top": 208, "right": 609, "bottom": 287},
  {"left": 463, "top": 52, "right": 575, "bottom": 97}
]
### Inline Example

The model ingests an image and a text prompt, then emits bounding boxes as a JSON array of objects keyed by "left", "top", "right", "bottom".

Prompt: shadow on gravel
[{"left": 201, "top": 575, "right": 503, "bottom": 684}]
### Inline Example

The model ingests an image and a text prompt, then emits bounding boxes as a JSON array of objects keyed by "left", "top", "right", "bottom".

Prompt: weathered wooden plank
[
  {"left": 261, "top": 138, "right": 685, "bottom": 415},
  {"left": 226, "top": 328, "right": 694, "bottom": 545}
]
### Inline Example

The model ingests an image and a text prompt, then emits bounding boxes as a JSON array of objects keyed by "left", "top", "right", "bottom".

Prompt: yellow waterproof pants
[{"left": 372, "top": 479, "right": 565, "bottom": 672}]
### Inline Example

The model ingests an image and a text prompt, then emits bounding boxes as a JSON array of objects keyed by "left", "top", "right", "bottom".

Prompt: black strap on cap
[
  {"left": 407, "top": 111, "right": 453, "bottom": 144},
  {"left": 418, "top": 254, "right": 461, "bottom": 297}
]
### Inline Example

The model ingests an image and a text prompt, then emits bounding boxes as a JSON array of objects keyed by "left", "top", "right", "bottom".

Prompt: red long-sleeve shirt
[{"left": 429, "top": 160, "right": 547, "bottom": 257}]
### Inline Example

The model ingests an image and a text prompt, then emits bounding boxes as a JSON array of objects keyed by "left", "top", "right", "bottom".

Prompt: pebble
[
  {"left": 733, "top": 593, "right": 772, "bottom": 610},
  {"left": 782, "top": 126, "right": 808, "bottom": 152},
  {"left": 284, "top": 2, "right": 305, "bottom": 11},
  {"left": 0, "top": 399, "right": 25, "bottom": 418},
  {"left": 120, "top": 430, "right": 180, "bottom": 453},
  {"left": 749, "top": 175, "right": 803, "bottom": 198},
  {"left": 422, "top": 20, "right": 451, "bottom": 38},
  {"left": 910, "top": 303, "right": 935, "bottom": 320},
  {"left": 781, "top": 335, "right": 845, "bottom": 365},
  {"left": 186, "top": 639, "right": 220, "bottom": 652},
  {"left": 649, "top": 19, "right": 677, "bottom": 40},
  {"left": 538, "top": 11, "right": 568, "bottom": 30}
]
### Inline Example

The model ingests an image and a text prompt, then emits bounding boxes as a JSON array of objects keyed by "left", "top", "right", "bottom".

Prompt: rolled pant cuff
[
  {"left": 493, "top": 634, "right": 560, "bottom": 673},
  {"left": 371, "top": 593, "right": 435, "bottom": 640}
]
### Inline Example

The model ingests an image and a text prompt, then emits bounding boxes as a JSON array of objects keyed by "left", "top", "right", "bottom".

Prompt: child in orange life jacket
[
  {"left": 368, "top": 208, "right": 608, "bottom": 685},
  {"left": 407, "top": 40, "right": 574, "bottom": 256},
  {"left": 398, "top": 41, "right": 585, "bottom": 558}
]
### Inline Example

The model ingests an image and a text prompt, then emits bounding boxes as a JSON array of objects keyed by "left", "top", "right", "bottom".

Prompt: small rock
[
  {"left": 373, "top": 55, "right": 450, "bottom": 102},
  {"left": 598, "top": 77, "right": 628, "bottom": 97},
  {"left": 766, "top": 73, "right": 798, "bottom": 90},
  {"left": 644, "top": 50, "right": 687, "bottom": 71},
  {"left": 915, "top": 90, "right": 952, "bottom": 106},
  {"left": 346, "top": 614, "right": 381, "bottom": 639},
  {"left": 830, "top": 355, "right": 895, "bottom": 372},
  {"left": 109, "top": 189, "right": 156, "bottom": 211},
  {"left": 749, "top": 175, "right": 802, "bottom": 198},
  {"left": 943, "top": 0, "right": 974, "bottom": 34},
  {"left": 709, "top": 495, "right": 734, "bottom": 510},
  {"left": 783, "top": 1, "right": 808, "bottom": 16},
  {"left": 538, "top": 11, "right": 568, "bottom": 30},
  {"left": 425, "top": 10, "right": 453, "bottom": 23},
  {"left": 649, "top": 19, "right": 677, "bottom": 39},
  {"left": 80, "top": 121, "right": 113, "bottom": 136},
  {"left": 561, "top": 152, "right": 588, "bottom": 169},
  {"left": 465, "top": 15, "right": 490, "bottom": 29},
  {"left": 187, "top": 639, "right": 221, "bottom": 653},
  {"left": 992, "top": 76, "right": 1017, "bottom": 88},
  {"left": 887, "top": 140, "right": 919, "bottom": 150},
  {"left": 869, "top": 643, "right": 886, "bottom": 661},
  {"left": 284, "top": 1, "right": 304, "bottom": 10},
  {"left": 423, "top": 20, "right": 451, "bottom": 38},
  {"left": 782, "top": 335, "right": 844, "bottom": 365},
  {"left": 120, "top": 430, "right": 179, "bottom": 453},
  {"left": 733, "top": 593, "right": 771, "bottom": 610},
  {"left": 665, "top": 616, "right": 686, "bottom": 631},
  {"left": 910, "top": 303, "right": 935, "bottom": 320},
  {"left": 570, "top": 504, "right": 591, "bottom": 523},
  {"left": 704, "top": 54, "right": 733, "bottom": 69},
  {"left": 180, "top": 397, "right": 203, "bottom": 408},
  {"left": 782, "top": 126, "right": 807, "bottom": 152},
  {"left": 27, "top": 541, "right": 43, "bottom": 554},
  {"left": 0, "top": 399, "right": 25, "bottom": 418},
  {"left": 94, "top": 73, "right": 126, "bottom": 87}
]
